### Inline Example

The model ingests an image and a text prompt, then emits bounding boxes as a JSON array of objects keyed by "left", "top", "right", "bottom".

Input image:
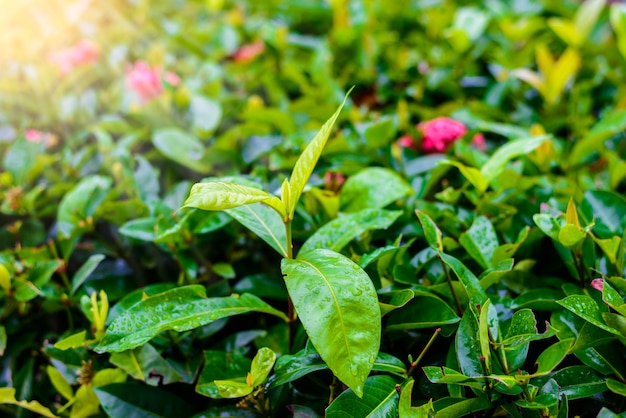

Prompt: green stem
[
  {"left": 407, "top": 327, "right": 441, "bottom": 377},
  {"left": 48, "top": 239, "right": 71, "bottom": 290},
  {"left": 439, "top": 255, "right": 463, "bottom": 315},
  {"left": 285, "top": 221, "right": 296, "bottom": 353}
]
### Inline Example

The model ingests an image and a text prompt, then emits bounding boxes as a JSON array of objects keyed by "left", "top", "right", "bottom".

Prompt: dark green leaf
[
  {"left": 325, "top": 375, "right": 400, "bottom": 418},
  {"left": 300, "top": 209, "right": 401, "bottom": 253},
  {"left": 95, "top": 285, "right": 287, "bottom": 352},
  {"left": 95, "top": 382, "right": 194, "bottom": 418}
]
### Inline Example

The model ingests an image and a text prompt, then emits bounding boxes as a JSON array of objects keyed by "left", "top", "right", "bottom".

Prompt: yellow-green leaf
[
  {"left": 0, "top": 264, "right": 10, "bottom": 293},
  {"left": 288, "top": 90, "right": 351, "bottom": 220},
  {"left": 440, "top": 160, "right": 488, "bottom": 193},
  {"left": 54, "top": 330, "right": 87, "bottom": 350},
  {"left": 566, "top": 197, "right": 580, "bottom": 227},
  {"left": 0, "top": 388, "right": 59, "bottom": 418},
  {"left": 47, "top": 366, "right": 73, "bottom": 401},
  {"left": 184, "top": 182, "right": 284, "bottom": 217}
]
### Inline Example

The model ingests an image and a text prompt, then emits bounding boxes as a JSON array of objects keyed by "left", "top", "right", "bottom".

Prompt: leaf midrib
[{"left": 299, "top": 259, "right": 353, "bottom": 369}]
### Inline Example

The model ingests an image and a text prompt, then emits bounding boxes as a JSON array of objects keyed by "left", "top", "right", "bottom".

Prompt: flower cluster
[
  {"left": 126, "top": 61, "right": 180, "bottom": 103},
  {"left": 397, "top": 117, "right": 486, "bottom": 153},
  {"left": 48, "top": 40, "right": 99, "bottom": 75}
]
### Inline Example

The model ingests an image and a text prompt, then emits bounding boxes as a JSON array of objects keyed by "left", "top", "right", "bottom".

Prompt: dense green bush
[{"left": 1, "top": 0, "right": 626, "bottom": 416}]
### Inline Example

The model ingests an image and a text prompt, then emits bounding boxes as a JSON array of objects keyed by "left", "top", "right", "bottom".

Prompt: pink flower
[
  {"left": 590, "top": 279, "right": 604, "bottom": 292},
  {"left": 418, "top": 117, "right": 467, "bottom": 153},
  {"left": 25, "top": 130, "right": 44, "bottom": 143},
  {"left": 472, "top": 133, "right": 486, "bottom": 151},
  {"left": 24, "top": 130, "right": 57, "bottom": 148},
  {"left": 232, "top": 41, "right": 265, "bottom": 63},
  {"left": 49, "top": 39, "right": 99, "bottom": 75},
  {"left": 126, "top": 61, "right": 180, "bottom": 103},
  {"left": 324, "top": 171, "right": 345, "bottom": 193},
  {"left": 397, "top": 135, "right": 416, "bottom": 148}
]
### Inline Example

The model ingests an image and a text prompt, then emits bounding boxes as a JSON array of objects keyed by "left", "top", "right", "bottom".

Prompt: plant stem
[
  {"left": 439, "top": 255, "right": 463, "bottom": 315},
  {"left": 572, "top": 249, "right": 586, "bottom": 289},
  {"left": 407, "top": 327, "right": 441, "bottom": 377},
  {"left": 48, "top": 239, "right": 71, "bottom": 290},
  {"left": 285, "top": 221, "right": 296, "bottom": 353}
]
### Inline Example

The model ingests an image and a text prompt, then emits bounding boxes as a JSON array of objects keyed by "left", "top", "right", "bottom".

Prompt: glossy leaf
[
  {"left": 54, "top": 330, "right": 86, "bottom": 350},
  {"left": 215, "top": 379, "right": 252, "bottom": 398},
  {"left": 433, "top": 396, "right": 492, "bottom": 416},
  {"left": 325, "top": 375, "right": 400, "bottom": 417},
  {"left": 339, "top": 167, "right": 413, "bottom": 213},
  {"left": 533, "top": 213, "right": 561, "bottom": 240},
  {"left": 196, "top": 350, "right": 251, "bottom": 398},
  {"left": 415, "top": 210, "right": 443, "bottom": 251},
  {"left": 399, "top": 379, "right": 430, "bottom": 417},
  {"left": 534, "top": 339, "right": 573, "bottom": 376},
  {"left": 557, "top": 295, "right": 623, "bottom": 337},
  {"left": 300, "top": 209, "right": 401, "bottom": 253},
  {"left": 439, "top": 252, "right": 488, "bottom": 305},
  {"left": 548, "top": 366, "right": 607, "bottom": 400},
  {"left": 109, "top": 343, "right": 184, "bottom": 386},
  {"left": 456, "top": 308, "right": 483, "bottom": 377},
  {"left": 226, "top": 202, "right": 288, "bottom": 257},
  {"left": 184, "top": 181, "right": 281, "bottom": 213},
  {"left": 250, "top": 347, "right": 276, "bottom": 386},
  {"left": 288, "top": 92, "right": 349, "bottom": 219},
  {"left": 95, "top": 285, "right": 287, "bottom": 352},
  {"left": 607, "top": 378, "right": 626, "bottom": 397},
  {"left": 459, "top": 216, "right": 499, "bottom": 269},
  {"left": 385, "top": 291, "right": 460, "bottom": 330},
  {"left": 581, "top": 190, "right": 626, "bottom": 239},
  {"left": 281, "top": 249, "right": 381, "bottom": 397},
  {"left": 480, "top": 135, "right": 549, "bottom": 183}
]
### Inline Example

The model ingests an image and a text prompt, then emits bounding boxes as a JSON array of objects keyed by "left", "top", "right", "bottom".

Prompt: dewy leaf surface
[
  {"left": 281, "top": 248, "right": 381, "bottom": 397},
  {"left": 325, "top": 375, "right": 400, "bottom": 417},
  {"left": 288, "top": 92, "right": 350, "bottom": 219},
  {"left": 184, "top": 182, "right": 277, "bottom": 211},
  {"left": 339, "top": 167, "right": 413, "bottom": 213},
  {"left": 300, "top": 209, "right": 402, "bottom": 253},
  {"left": 95, "top": 285, "right": 287, "bottom": 352}
]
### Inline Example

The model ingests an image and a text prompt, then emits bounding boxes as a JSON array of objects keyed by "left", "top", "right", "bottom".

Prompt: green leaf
[
  {"left": 570, "top": 110, "right": 626, "bottom": 165},
  {"left": 54, "top": 330, "right": 86, "bottom": 350},
  {"left": 612, "top": 4, "right": 626, "bottom": 60},
  {"left": 282, "top": 249, "right": 381, "bottom": 397},
  {"left": 534, "top": 339, "right": 573, "bottom": 376},
  {"left": 190, "top": 95, "right": 222, "bottom": 132},
  {"left": 325, "top": 375, "right": 400, "bottom": 417},
  {"left": 558, "top": 224, "right": 585, "bottom": 247},
  {"left": 415, "top": 210, "right": 443, "bottom": 251},
  {"left": 439, "top": 160, "right": 488, "bottom": 193},
  {"left": 46, "top": 366, "right": 73, "bottom": 401},
  {"left": 459, "top": 216, "right": 499, "bottom": 269},
  {"left": 214, "top": 379, "right": 252, "bottom": 398},
  {"left": 70, "top": 254, "right": 105, "bottom": 296},
  {"left": 300, "top": 209, "right": 401, "bottom": 253},
  {"left": 95, "top": 382, "right": 194, "bottom": 418},
  {"left": 95, "top": 285, "right": 287, "bottom": 352},
  {"left": 0, "top": 265, "right": 10, "bottom": 293},
  {"left": 379, "top": 289, "right": 415, "bottom": 316},
  {"left": 0, "top": 326, "right": 5, "bottom": 357},
  {"left": 433, "top": 396, "right": 492, "bottom": 416},
  {"left": 557, "top": 295, "right": 623, "bottom": 338},
  {"left": 548, "top": 366, "right": 607, "bottom": 400},
  {"left": 385, "top": 291, "right": 460, "bottom": 330},
  {"left": 109, "top": 343, "right": 184, "bottom": 386},
  {"left": 184, "top": 181, "right": 283, "bottom": 215},
  {"left": 196, "top": 350, "right": 251, "bottom": 398},
  {"left": 3, "top": 136, "right": 41, "bottom": 185},
  {"left": 250, "top": 347, "right": 276, "bottom": 386},
  {"left": 607, "top": 378, "right": 626, "bottom": 397},
  {"left": 288, "top": 92, "right": 350, "bottom": 219},
  {"left": 339, "top": 167, "right": 413, "bottom": 213},
  {"left": 533, "top": 213, "right": 561, "bottom": 240},
  {"left": 0, "top": 388, "right": 58, "bottom": 418},
  {"left": 57, "top": 175, "right": 112, "bottom": 239},
  {"left": 226, "top": 202, "right": 288, "bottom": 257},
  {"left": 581, "top": 190, "right": 626, "bottom": 239},
  {"left": 456, "top": 308, "right": 483, "bottom": 377},
  {"left": 479, "top": 299, "right": 497, "bottom": 373},
  {"left": 399, "top": 379, "right": 433, "bottom": 417},
  {"left": 439, "top": 252, "right": 488, "bottom": 305},
  {"left": 152, "top": 128, "right": 210, "bottom": 173},
  {"left": 480, "top": 135, "right": 550, "bottom": 183}
]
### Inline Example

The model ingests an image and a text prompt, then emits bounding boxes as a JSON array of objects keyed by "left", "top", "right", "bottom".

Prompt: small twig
[
  {"left": 407, "top": 327, "right": 441, "bottom": 377},
  {"left": 438, "top": 255, "right": 463, "bottom": 315}
]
